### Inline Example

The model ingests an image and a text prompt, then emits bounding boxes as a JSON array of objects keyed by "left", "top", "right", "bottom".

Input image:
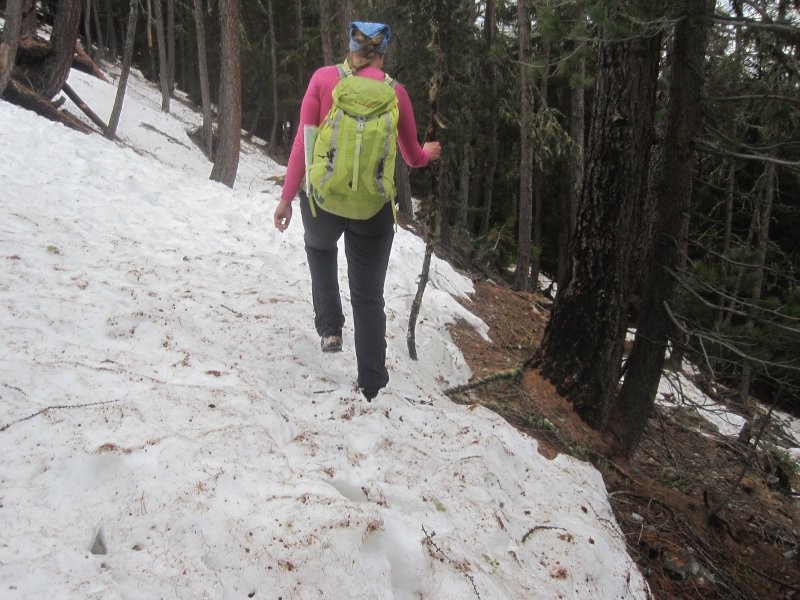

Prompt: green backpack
[{"left": 307, "top": 61, "right": 399, "bottom": 221}]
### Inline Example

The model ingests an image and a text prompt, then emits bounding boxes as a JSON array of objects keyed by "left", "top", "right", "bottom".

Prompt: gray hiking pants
[{"left": 299, "top": 192, "right": 394, "bottom": 392}]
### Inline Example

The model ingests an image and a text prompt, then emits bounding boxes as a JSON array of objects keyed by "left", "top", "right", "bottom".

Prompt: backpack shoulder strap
[
  {"left": 339, "top": 60, "right": 396, "bottom": 89},
  {"left": 383, "top": 73, "right": 397, "bottom": 89}
]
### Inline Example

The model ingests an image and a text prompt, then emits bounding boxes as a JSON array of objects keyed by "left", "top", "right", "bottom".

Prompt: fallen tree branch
[
  {"left": 1, "top": 399, "right": 121, "bottom": 432},
  {"left": 72, "top": 42, "right": 108, "bottom": 81},
  {"left": 421, "top": 525, "right": 480, "bottom": 598},
  {"left": 3, "top": 77, "right": 93, "bottom": 134},
  {"left": 62, "top": 82, "right": 109, "bottom": 135},
  {"left": 521, "top": 524, "right": 567, "bottom": 544},
  {"left": 444, "top": 364, "right": 525, "bottom": 396},
  {"left": 407, "top": 240, "right": 434, "bottom": 361}
]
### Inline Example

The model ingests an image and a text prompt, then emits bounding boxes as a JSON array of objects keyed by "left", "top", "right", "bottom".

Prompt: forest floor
[{"left": 446, "top": 277, "right": 800, "bottom": 600}]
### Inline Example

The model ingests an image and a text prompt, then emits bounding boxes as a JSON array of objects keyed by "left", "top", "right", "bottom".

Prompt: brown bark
[
  {"left": 530, "top": 40, "right": 551, "bottom": 288},
  {"left": 41, "top": 0, "right": 82, "bottom": 99},
  {"left": 105, "top": 0, "right": 117, "bottom": 58},
  {"left": 153, "top": 0, "right": 170, "bottom": 111},
  {"left": 210, "top": 0, "right": 241, "bottom": 187},
  {"left": 62, "top": 81, "right": 107, "bottom": 131},
  {"left": 106, "top": 0, "right": 137, "bottom": 139},
  {"left": 21, "top": 0, "right": 38, "bottom": 36},
  {"left": 318, "top": 0, "right": 334, "bottom": 65},
  {"left": 533, "top": 20, "right": 662, "bottom": 429},
  {"left": 479, "top": 0, "right": 498, "bottom": 237},
  {"left": 514, "top": 0, "right": 533, "bottom": 292},
  {"left": 267, "top": 0, "right": 279, "bottom": 147},
  {"left": 192, "top": 0, "right": 213, "bottom": 158},
  {"left": 91, "top": 0, "right": 104, "bottom": 60},
  {"left": 3, "top": 78, "right": 93, "bottom": 133},
  {"left": 83, "top": 0, "right": 92, "bottom": 56},
  {"left": 73, "top": 41, "right": 107, "bottom": 80},
  {"left": 0, "top": 0, "right": 24, "bottom": 96},
  {"left": 609, "top": 0, "right": 712, "bottom": 454},
  {"left": 558, "top": 40, "right": 585, "bottom": 288},
  {"left": 166, "top": 0, "right": 175, "bottom": 93}
]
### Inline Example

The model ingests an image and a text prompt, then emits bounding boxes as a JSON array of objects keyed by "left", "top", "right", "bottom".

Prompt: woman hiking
[{"left": 273, "top": 21, "right": 441, "bottom": 401}]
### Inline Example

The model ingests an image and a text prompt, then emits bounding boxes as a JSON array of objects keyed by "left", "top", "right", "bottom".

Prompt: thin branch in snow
[
  {"left": 421, "top": 525, "right": 481, "bottom": 598},
  {"left": 1, "top": 399, "right": 121, "bottom": 432},
  {"left": 521, "top": 524, "right": 567, "bottom": 544},
  {"left": 220, "top": 304, "right": 243, "bottom": 317}
]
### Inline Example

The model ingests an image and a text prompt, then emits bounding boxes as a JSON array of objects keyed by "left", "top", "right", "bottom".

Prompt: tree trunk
[
  {"left": 192, "top": 0, "right": 213, "bottom": 159},
  {"left": 438, "top": 161, "right": 451, "bottom": 249},
  {"left": 559, "top": 43, "right": 585, "bottom": 289},
  {"left": 21, "top": 0, "right": 38, "bottom": 35},
  {"left": 91, "top": 0, "right": 104, "bottom": 60},
  {"left": 530, "top": 40, "right": 551, "bottom": 289},
  {"left": 337, "top": 0, "right": 353, "bottom": 58},
  {"left": 41, "top": 0, "right": 83, "bottom": 99},
  {"left": 0, "top": 0, "right": 24, "bottom": 97},
  {"left": 318, "top": 0, "right": 334, "bottom": 65},
  {"left": 455, "top": 141, "right": 471, "bottom": 240},
  {"left": 514, "top": 0, "right": 533, "bottom": 292},
  {"left": 533, "top": 18, "right": 662, "bottom": 429},
  {"left": 105, "top": 0, "right": 138, "bottom": 139},
  {"left": 4, "top": 78, "right": 92, "bottom": 132},
  {"left": 267, "top": 0, "right": 279, "bottom": 148},
  {"left": 105, "top": 0, "right": 117, "bottom": 58},
  {"left": 210, "top": 0, "right": 241, "bottom": 187},
  {"left": 295, "top": 0, "right": 304, "bottom": 95},
  {"left": 83, "top": 0, "right": 93, "bottom": 56},
  {"left": 145, "top": 0, "right": 155, "bottom": 78},
  {"left": 479, "top": 0, "right": 498, "bottom": 237},
  {"left": 608, "top": 0, "right": 711, "bottom": 454},
  {"left": 153, "top": 0, "right": 170, "bottom": 111},
  {"left": 166, "top": 0, "right": 175, "bottom": 94},
  {"left": 738, "top": 157, "right": 776, "bottom": 401}
]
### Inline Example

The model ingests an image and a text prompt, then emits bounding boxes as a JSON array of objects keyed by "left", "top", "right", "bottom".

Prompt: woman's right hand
[
  {"left": 273, "top": 199, "right": 293, "bottom": 232},
  {"left": 423, "top": 141, "right": 442, "bottom": 162}
]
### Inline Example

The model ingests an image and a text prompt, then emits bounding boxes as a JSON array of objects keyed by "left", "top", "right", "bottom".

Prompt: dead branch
[
  {"left": 696, "top": 138, "right": 800, "bottom": 171},
  {"left": 444, "top": 364, "right": 524, "bottom": 396},
  {"left": 707, "top": 406, "right": 774, "bottom": 520},
  {"left": 1, "top": 399, "right": 121, "bottom": 432},
  {"left": 72, "top": 42, "right": 108, "bottom": 81},
  {"left": 521, "top": 524, "right": 567, "bottom": 544},
  {"left": 16, "top": 36, "right": 107, "bottom": 82},
  {"left": 3, "top": 77, "right": 93, "bottom": 134},
  {"left": 407, "top": 240, "right": 434, "bottom": 360},
  {"left": 710, "top": 14, "right": 800, "bottom": 41},
  {"left": 62, "top": 82, "right": 109, "bottom": 134},
  {"left": 421, "top": 525, "right": 480, "bottom": 598},
  {"left": 743, "top": 562, "right": 800, "bottom": 593}
]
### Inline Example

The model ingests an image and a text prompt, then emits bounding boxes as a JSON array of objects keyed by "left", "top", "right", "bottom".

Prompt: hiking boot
[
  {"left": 320, "top": 335, "right": 343, "bottom": 353},
  {"left": 360, "top": 386, "right": 380, "bottom": 402}
]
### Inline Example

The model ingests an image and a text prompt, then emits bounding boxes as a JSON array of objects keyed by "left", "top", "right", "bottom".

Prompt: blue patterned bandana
[{"left": 349, "top": 21, "right": 391, "bottom": 54}]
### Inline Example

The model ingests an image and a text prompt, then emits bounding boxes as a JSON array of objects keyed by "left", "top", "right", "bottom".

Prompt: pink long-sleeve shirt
[{"left": 280, "top": 65, "right": 431, "bottom": 203}]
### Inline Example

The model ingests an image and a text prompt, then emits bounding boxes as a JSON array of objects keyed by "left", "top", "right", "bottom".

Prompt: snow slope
[{"left": 0, "top": 67, "right": 649, "bottom": 598}]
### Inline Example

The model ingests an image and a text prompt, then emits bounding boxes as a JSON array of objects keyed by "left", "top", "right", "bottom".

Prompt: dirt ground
[{"left": 446, "top": 277, "right": 800, "bottom": 600}]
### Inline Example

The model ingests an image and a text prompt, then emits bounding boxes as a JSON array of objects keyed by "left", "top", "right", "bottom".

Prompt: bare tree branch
[
  {"left": 710, "top": 13, "right": 800, "bottom": 41},
  {"left": 704, "top": 94, "right": 800, "bottom": 104},
  {"left": 1, "top": 399, "right": 121, "bottom": 432},
  {"left": 696, "top": 139, "right": 800, "bottom": 171}
]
